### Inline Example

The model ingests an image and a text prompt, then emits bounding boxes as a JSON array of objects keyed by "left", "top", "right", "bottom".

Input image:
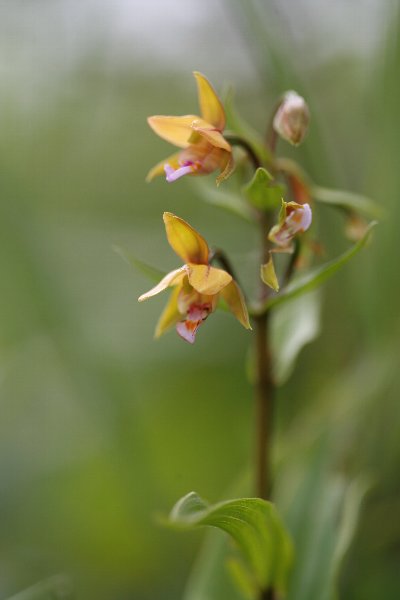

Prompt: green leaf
[
  {"left": 261, "top": 221, "right": 377, "bottom": 312},
  {"left": 169, "top": 492, "right": 293, "bottom": 595},
  {"left": 282, "top": 451, "right": 369, "bottom": 600},
  {"left": 271, "top": 290, "right": 321, "bottom": 385},
  {"left": 226, "top": 558, "right": 257, "bottom": 600},
  {"left": 183, "top": 529, "right": 245, "bottom": 600},
  {"left": 112, "top": 245, "right": 166, "bottom": 282},
  {"left": 195, "top": 181, "right": 255, "bottom": 223},
  {"left": 5, "top": 576, "right": 73, "bottom": 600},
  {"left": 312, "top": 185, "right": 384, "bottom": 220},
  {"left": 243, "top": 168, "right": 284, "bottom": 211}
]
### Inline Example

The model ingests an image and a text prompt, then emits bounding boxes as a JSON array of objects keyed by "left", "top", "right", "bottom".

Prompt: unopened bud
[{"left": 273, "top": 91, "right": 310, "bottom": 146}]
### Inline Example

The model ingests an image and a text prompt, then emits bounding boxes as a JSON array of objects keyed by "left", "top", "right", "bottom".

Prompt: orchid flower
[
  {"left": 138, "top": 213, "right": 251, "bottom": 343},
  {"left": 269, "top": 200, "right": 312, "bottom": 249},
  {"left": 146, "top": 72, "right": 234, "bottom": 186}
]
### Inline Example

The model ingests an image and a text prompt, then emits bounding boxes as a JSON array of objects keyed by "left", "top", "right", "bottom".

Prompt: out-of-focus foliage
[
  {"left": 0, "top": 1, "right": 399, "bottom": 599},
  {"left": 168, "top": 492, "right": 293, "bottom": 596}
]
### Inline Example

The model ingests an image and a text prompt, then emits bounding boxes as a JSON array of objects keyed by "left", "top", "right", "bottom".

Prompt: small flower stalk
[
  {"left": 147, "top": 72, "right": 234, "bottom": 185},
  {"left": 138, "top": 212, "right": 250, "bottom": 344}
]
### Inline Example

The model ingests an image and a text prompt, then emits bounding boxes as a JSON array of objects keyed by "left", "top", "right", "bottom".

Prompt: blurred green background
[{"left": 0, "top": 1, "right": 399, "bottom": 599}]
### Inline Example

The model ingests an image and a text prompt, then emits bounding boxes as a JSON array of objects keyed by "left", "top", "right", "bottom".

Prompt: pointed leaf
[
  {"left": 169, "top": 492, "right": 293, "bottom": 594},
  {"left": 113, "top": 245, "right": 167, "bottom": 282},
  {"left": 311, "top": 185, "right": 383, "bottom": 220},
  {"left": 243, "top": 168, "right": 284, "bottom": 211},
  {"left": 261, "top": 254, "right": 280, "bottom": 292},
  {"left": 261, "top": 222, "right": 377, "bottom": 312}
]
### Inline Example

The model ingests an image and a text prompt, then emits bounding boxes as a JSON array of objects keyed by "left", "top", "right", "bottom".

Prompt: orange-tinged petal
[
  {"left": 147, "top": 115, "right": 200, "bottom": 148},
  {"left": 138, "top": 266, "right": 186, "bottom": 302},
  {"left": 193, "top": 125, "right": 231, "bottom": 151},
  {"left": 187, "top": 264, "right": 232, "bottom": 295},
  {"left": 193, "top": 71, "right": 226, "bottom": 131},
  {"left": 146, "top": 151, "right": 181, "bottom": 182},
  {"left": 163, "top": 212, "right": 209, "bottom": 264},
  {"left": 216, "top": 151, "right": 235, "bottom": 186},
  {"left": 155, "top": 286, "right": 182, "bottom": 338},
  {"left": 220, "top": 280, "right": 252, "bottom": 330}
]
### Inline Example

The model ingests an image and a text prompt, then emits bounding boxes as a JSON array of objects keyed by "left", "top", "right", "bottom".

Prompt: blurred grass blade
[
  {"left": 271, "top": 291, "right": 321, "bottom": 385},
  {"left": 312, "top": 186, "right": 384, "bottom": 219},
  {"left": 284, "top": 458, "right": 370, "bottom": 600},
  {"left": 113, "top": 245, "right": 166, "bottom": 281},
  {"left": 263, "top": 221, "right": 377, "bottom": 311},
  {"left": 183, "top": 529, "right": 245, "bottom": 600},
  {"left": 6, "top": 576, "right": 73, "bottom": 600},
  {"left": 169, "top": 492, "right": 293, "bottom": 594},
  {"left": 195, "top": 181, "right": 254, "bottom": 223},
  {"left": 224, "top": 90, "right": 271, "bottom": 164}
]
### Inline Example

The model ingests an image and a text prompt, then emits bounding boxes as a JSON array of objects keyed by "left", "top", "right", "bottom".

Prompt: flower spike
[{"left": 139, "top": 213, "right": 251, "bottom": 343}]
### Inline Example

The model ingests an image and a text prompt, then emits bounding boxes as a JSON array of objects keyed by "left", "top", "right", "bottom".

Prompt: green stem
[
  {"left": 224, "top": 134, "right": 261, "bottom": 170},
  {"left": 254, "top": 212, "right": 274, "bottom": 502},
  {"left": 209, "top": 248, "right": 239, "bottom": 281}
]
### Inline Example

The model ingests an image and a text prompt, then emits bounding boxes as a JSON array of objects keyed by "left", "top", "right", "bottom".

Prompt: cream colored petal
[
  {"left": 187, "top": 264, "right": 232, "bottom": 295},
  {"left": 220, "top": 280, "right": 252, "bottom": 330},
  {"left": 163, "top": 212, "right": 209, "bottom": 265},
  {"left": 216, "top": 151, "right": 235, "bottom": 186},
  {"left": 138, "top": 267, "right": 186, "bottom": 301},
  {"left": 193, "top": 71, "right": 226, "bottom": 130},
  {"left": 193, "top": 125, "right": 231, "bottom": 151},
  {"left": 155, "top": 286, "right": 182, "bottom": 338},
  {"left": 147, "top": 115, "right": 200, "bottom": 148},
  {"left": 146, "top": 151, "right": 181, "bottom": 182}
]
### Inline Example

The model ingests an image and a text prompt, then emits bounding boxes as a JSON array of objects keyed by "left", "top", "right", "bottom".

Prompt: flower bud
[{"left": 273, "top": 91, "right": 310, "bottom": 146}]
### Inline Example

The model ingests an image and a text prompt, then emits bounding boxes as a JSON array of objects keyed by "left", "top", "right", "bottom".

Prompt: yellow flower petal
[
  {"left": 187, "top": 264, "right": 232, "bottom": 295},
  {"left": 193, "top": 71, "right": 226, "bottom": 131},
  {"left": 138, "top": 266, "right": 186, "bottom": 302},
  {"left": 216, "top": 151, "right": 235, "bottom": 186},
  {"left": 163, "top": 212, "right": 209, "bottom": 265},
  {"left": 193, "top": 125, "right": 231, "bottom": 151},
  {"left": 146, "top": 151, "right": 181, "bottom": 182},
  {"left": 155, "top": 286, "right": 182, "bottom": 338},
  {"left": 220, "top": 280, "right": 252, "bottom": 329},
  {"left": 147, "top": 115, "right": 200, "bottom": 148}
]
